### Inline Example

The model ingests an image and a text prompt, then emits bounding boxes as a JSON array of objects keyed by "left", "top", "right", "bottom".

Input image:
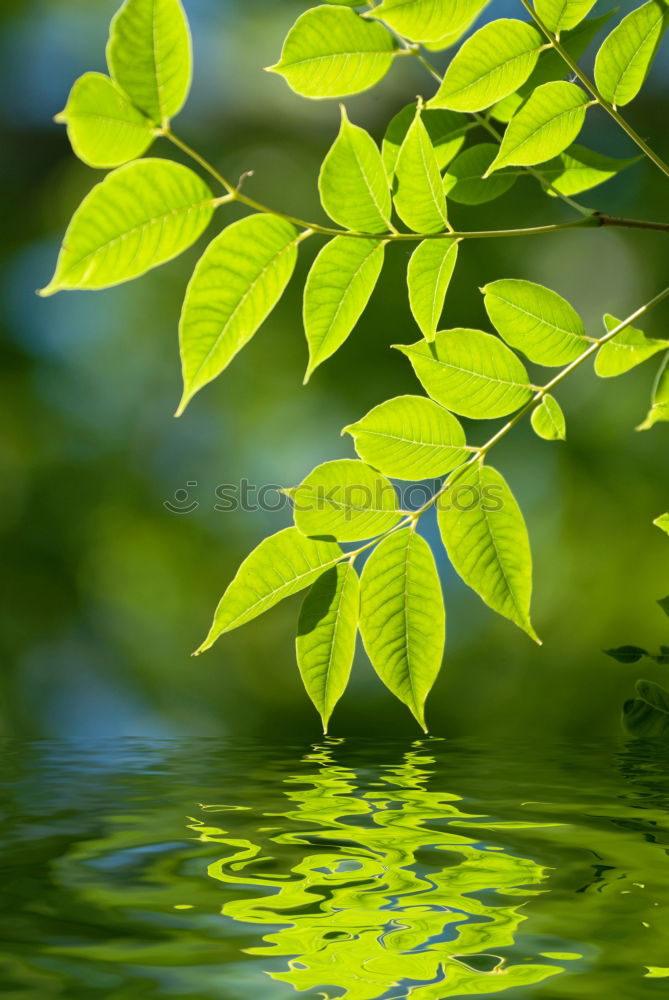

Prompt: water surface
[{"left": 1, "top": 738, "right": 669, "bottom": 998}]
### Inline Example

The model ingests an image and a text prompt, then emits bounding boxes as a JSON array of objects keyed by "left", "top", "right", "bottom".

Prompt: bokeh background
[{"left": 1, "top": 0, "right": 667, "bottom": 740}]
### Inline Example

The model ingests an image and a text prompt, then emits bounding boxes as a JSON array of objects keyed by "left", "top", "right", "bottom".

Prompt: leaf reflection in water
[{"left": 194, "top": 742, "right": 566, "bottom": 998}]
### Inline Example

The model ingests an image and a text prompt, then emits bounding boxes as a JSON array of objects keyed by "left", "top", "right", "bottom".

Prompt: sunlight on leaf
[
  {"left": 407, "top": 239, "right": 459, "bottom": 340},
  {"left": 594, "top": 0, "right": 668, "bottom": 107},
  {"left": 531, "top": 395, "right": 566, "bottom": 440}
]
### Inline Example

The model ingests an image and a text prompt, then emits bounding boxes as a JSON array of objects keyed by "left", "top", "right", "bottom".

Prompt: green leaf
[
  {"left": 594, "top": 0, "right": 668, "bottom": 107},
  {"left": 604, "top": 645, "right": 649, "bottom": 663},
  {"left": 382, "top": 104, "right": 467, "bottom": 177},
  {"left": 486, "top": 82, "right": 589, "bottom": 174},
  {"left": 654, "top": 513, "right": 669, "bottom": 535},
  {"left": 637, "top": 353, "right": 669, "bottom": 429},
  {"left": 396, "top": 329, "right": 534, "bottom": 419},
  {"left": 370, "top": 0, "right": 489, "bottom": 43},
  {"left": 623, "top": 680, "right": 669, "bottom": 738},
  {"left": 407, "top": 239, "right": 459, "bottom": 341},
  {"left": 428, "top": 19, "right": 543, "bottom": 113},
  {"left": 55, "top": 72, "right": 155, "bottom": 168},
  {"left": 541, "top": 144, "right": 640, "bottom": 197},
  {"left": 659, "top": 595, "right": 669, "bottom": 618},
  {"left": 491, "top": 12, "right": 613, "bottom": 123},
  {"left": 319, "top": 107, "right": 392, "bottom": 232},
  {"left": 286, "top": 459, "right": 404, "bottom": 542},
  {"left": 359, "top": 527, "right": 445, "bottom": 731},
  {"left": 177, "top": 215, "right": 301, "bottom": 415},
  {"left": 343, "top": 394, "right": 470, "bottom": 479},
  {"left": 303, "top": 237, "right": 385, "bottom": 383},
  {"left": 107, "top": 0, "right": 192, "bottom": 124},
  {"left": 296, "top": 563, "right": 359, "bottom": 733},
  {"left": 393, "top": 105, "right": 449, "bottom": 234},
  {"left": 267, "top": 5, "right": 396, "bottom": 99},
  {"left": 39, "top": 159, "right": 214, "bottom": 297},
  {"left": 443, "top": 144, "right": 517, "bottom": 204},
  {"left": 531, "top": 395, "right": 566, "bottom": 440},
  {"left": 424, "top": 2, "right": 491, "bottom": 51},
  {"left": 534, "top": 0, "right": 597, "bottom": 33},
  {"left": 196, "top": 527, "right": 342, "bottom": 652},
  {"left": 437, "top": 463, "right": 539, "bottom": 641},
  {"left": 595, "top": 314, "right": 667, "bottom": 377},
  {"left": 483, "top": 278, "right": 590, "bottom": 366}
]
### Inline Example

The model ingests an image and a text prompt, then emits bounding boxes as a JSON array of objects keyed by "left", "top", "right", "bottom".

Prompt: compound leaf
[
  {"left": 107, "top": 0, "right": 192, "bottom": 124},
  {"left": 407, "top": 239, "right": 459, "bottom": 341},
  {"left": 637, "top": 353, "right": 669, "bottom": 429},
  {"left": 382, "top": 104, "right": 467, "bottom": 177},
  {"left": 297, "top": 563, "right": 359, "bottom": 733},
  {"left": 286, "top": 459, "right": 403, "bottom": 542},
  {"left": 595, "top": 314, "right": 667, "bottom": 377},
  {"left": 359, "top": 528, "right": 445, "bottom": 731},
  {"left": 178, "top": 215, "right": 301, "bottom": 414},
  {"left": 343, "top": 394, "right": 470, "bottom": 479},
  {"left": 531, "top": 394, "right": 566, "bottom": 440},
  {"left": 196, "top": 527, "right": 342, "bottom": 651},
  {"left": 39, "top": 159, "right": 214, "bottom": 296},
  {"left": 487, "top": 81, "right": 588, "bottom": 175},
  {"left": 437, "top": 463, "right": 539, "bottom": 641},
  {"left": 55, "top": 72, "right": 155, "bottom": 168},
  {"left": 370, "top": 0, "right": 489, "bottom": 43},
  {"left": 443, "top": 143, "right": 517, "bottom": 204},
  {"left": 267, "top": 5, "right": 396, "bottom": 99},
  {"left": 396, "top": 328, "right": 534, "bottom": 419},
  {"left": 304, "top": 237, "right": 385, "bottom": 382},
  {"left": 428, "top": 19, "right": 543, "bottom": 112},
  {"left": 393, "top": 106, "right": 449, "bottom": 233},
  {"left": 483, "top": 278, "right": 590, "bottom": 366},
  {"left": 319, "top": 107, "right": 392, "bottom": 232},
  {"left": 534, "top": 0, "right": 598, "bottom": 33},
  {"left": 594, "top": 0, "right": 668, "bottom": 107}
]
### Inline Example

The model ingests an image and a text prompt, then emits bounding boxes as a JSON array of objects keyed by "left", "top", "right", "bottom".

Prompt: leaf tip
[
  {"left": 36, "top": 283, "right": 58, "bottom": 298},
  {"left": 53, "top": 111, "right": 67, "bottom": 124}
]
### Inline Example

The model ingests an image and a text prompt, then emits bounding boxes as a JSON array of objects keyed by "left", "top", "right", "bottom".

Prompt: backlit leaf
[
  {"left": 382, "top": 104, "right": 467, "bottom": 177},
  {"left": 443, "top": 144, "right": 517, "bottom": 204},
  {"left": 491, "top": 12, "right": 613, "bottom": 122},
  {"left": 303, "top": 237, "right": 385, "bottom": 382},
  {"left": 297, "top": 562, "right": 359, "bottom": 732},
  {"left": 359, "top": 528, "right": 445, "bottom": 730},
  {"left": 107, "top": 0, "right": 192, "bottom": 124},
  {"left": 486, "top": 81, "right": 589, "bottom": 174},
  {"left": 407, "top": 239, "right": 459, "bottom": 341},
  {"left": 637, "top": 353, "right": 669, "bottom": 429},
  {"left": 370, "top": 0, "right": 489, "bottom": 43},
  {"left": 428, "top": 19, "right": 543, "bottom": 113},
  {"left": 595, "top": 314, "right": 667, "bottom": 376},
  {"left": 267, "top": 6, "right": 396, "bottom": 99},
  {"left": 654, "top": 513, "right": 669, "bottom": 535},
  {"left": 196, "top": 527, "right": 342, "bottom": 651},
  {"left": 319, "top": 107, "right": 392, "bottom": 232},
  {"left": 437, "top": 463, "right": 539, "bottom": 640},
  {"left": 541, "top": 144, "right": 640, "bottom": 197},
  {"left": 393, "top": 106, "right": 449, "bottom": 233},
  {"left": 623, "top": 680, "right": 669, "bottom": 737},
  {"left": 343, "top": 394, "right": 470, "bottom": 479},
  {"left": 483, "top": 278, "right": 590, "bottom": 366},
  {"left": 534, "top": 0, "right": 597, "bottom": 33},
  {"left": 424, "top": 2, "right": 491, "bottom": 51},
  {"left": 531, "top": 394, "right": 566, "bottom": 440},
  {"left": 396, "top": 329, "right": 534, "bottom": 419},
  {"left": 178, "top": 215, "right": 301, "bottom": 414},
  {"left": 287, "top": 459, "right": 404, "bottom": 542},
  {"left": 39, "top": 159, "right": 214, "bottom": 296},
  {"left": 594, "top": 0, "right": 668, "bottom": 107},
  {"left": 55, "top": 72, "right": 155, "bottom": 168}
]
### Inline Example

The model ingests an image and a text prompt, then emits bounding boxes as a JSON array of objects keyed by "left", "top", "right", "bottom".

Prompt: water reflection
[
  {"left": 2, "top": 738, "right": 669, "bottom": 998},
  {"left": 197, "top": 742, "right": 562, "bottom": 997}
]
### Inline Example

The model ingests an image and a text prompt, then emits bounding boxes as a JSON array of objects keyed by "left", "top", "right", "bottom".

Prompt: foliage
[{"left": 44, "top": 0, "right": 669, "bottom": 731}]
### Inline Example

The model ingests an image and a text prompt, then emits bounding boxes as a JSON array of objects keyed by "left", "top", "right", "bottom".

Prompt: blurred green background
[{"left": 1, "top": 0, "right": 667, "bottom": 741}]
